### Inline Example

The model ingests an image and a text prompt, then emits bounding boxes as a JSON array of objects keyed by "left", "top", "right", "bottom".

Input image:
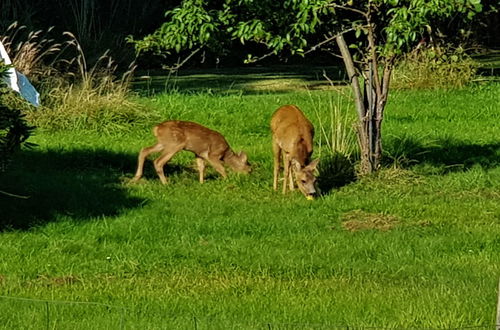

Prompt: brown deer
[
  {"left": 131, "top": 120, "right": 251, "bottom": 184},
  {"left": 271, "top": 105, "right": 319, "bottom": 199}
]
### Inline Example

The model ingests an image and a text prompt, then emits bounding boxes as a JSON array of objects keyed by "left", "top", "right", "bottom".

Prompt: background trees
[
  {"left": 0, "top": 0, "right": 171, "bottom": 65},
  {"left": 1, "top": 1, "right": 497, "bottom": 67}
]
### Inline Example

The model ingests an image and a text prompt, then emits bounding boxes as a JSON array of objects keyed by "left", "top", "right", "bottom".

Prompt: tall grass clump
[
  {"left": 308, "top": 87, "right": 358, "bottom": 193},
  {"left": 29, "top": 33, "right": 153, "bottom": 132},
  {"left": 0, "top": 22, "right": 63, "bottom": 80},
  {"left": 1, "top": 24, "right": 151, "bottom": 132},
  {"left": 392, "top": 45, "right": 477, "bottom": 89}
]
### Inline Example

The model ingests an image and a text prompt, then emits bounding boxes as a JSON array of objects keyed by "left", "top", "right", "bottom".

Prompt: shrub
[{"left": 0, "top": 62, "right": 34, "bottom": 171}]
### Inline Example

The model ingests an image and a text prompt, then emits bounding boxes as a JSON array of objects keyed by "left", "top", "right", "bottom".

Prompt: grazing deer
[
  {"left": 131, "top": 120, "right": 251, "bottom": 184},
  {"left": 270, "top": 105, "right": 319, "bottom": 199}
]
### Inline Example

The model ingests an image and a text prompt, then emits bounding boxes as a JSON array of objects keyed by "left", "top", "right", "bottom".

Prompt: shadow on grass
[
  {"left": 133, "top": 65, "right": 347, "bottom": 95},
  {"left": 316, "top": 136, "right": 499, "bottom": 194},
  {"left": 474, "top": 50, "right": 500, "bottom": 77},
  {"left": 383, "top": 135, "right": 500, "bottom": 173},
  {"left": 0, "top": 148, "right": 148, "bottom": 230}
]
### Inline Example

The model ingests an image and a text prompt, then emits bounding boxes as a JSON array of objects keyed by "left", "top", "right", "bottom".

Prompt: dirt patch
[
  {"left": 35, "top": 274, "right": 81, "bottom": 287},
  {"left": 341, "top": 209, "right": 400, "bottom": 232}
]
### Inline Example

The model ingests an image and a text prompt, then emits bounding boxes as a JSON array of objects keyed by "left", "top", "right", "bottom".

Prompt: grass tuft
[{"left": 308, "top": 84, "right": 358, "bottom": 160}]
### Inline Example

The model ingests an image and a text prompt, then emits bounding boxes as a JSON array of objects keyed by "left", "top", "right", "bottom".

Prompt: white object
[
  {"left": 0, "top": 40, "right": 19, "bottom": 92},
  {"left": 16, "top": 71, "right": 40, "bottom": 107},
  {"left": 0, "top": 40, "right": 40, "bottom": 107}
]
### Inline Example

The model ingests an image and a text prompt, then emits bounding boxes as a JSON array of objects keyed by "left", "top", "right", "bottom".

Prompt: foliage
[
  {"left": 0, "top": 62, "right": 34, "bottom": 171},
  {"left": 130, "top": 0, "right": 482, "bottom": 61}
]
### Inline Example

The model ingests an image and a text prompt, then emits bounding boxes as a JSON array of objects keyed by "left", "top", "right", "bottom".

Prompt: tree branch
[
  {"left": 243, "top": 49, "right": 276, "bottom": 64},
  {"left": 162, "top": 47, "right": 202, "bottom": 72},
  {"left": 366, "top": 25, "right": 382, "bottom": 101},
  {"left": 0, "top": 190, "right": 30, "bottom": 199},
  {"left": 327, "top": 3, "right": 368, "bottom": 18},
  {"left": 336, "top": 34, "right": 366, "bottom": 124},
  {"left": 380, "top": 55, "right": 395, "bottom": 109},
  {"left": 304, "top": 27, "right": 357, "bottom": 55}
]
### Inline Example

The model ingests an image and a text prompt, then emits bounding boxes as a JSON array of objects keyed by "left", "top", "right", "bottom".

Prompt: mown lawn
[{"left": 0, "top": 74, "right": 499, "bottom": 329}]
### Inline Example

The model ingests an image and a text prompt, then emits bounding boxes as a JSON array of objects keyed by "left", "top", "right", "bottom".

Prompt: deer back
[
  {"left": 270, "top": 105, "right": 314, "bottom": 165},
  {"left": 154, "top": 120, "right": 230, "bottom": 157}
]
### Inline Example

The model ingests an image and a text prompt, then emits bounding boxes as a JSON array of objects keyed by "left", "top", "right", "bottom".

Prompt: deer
[
  {"left": 270, "top": 105, "right": 319, "bottom": 199},
  {"left": 131, "top": 120, "right": 251, "bottom": 184}
]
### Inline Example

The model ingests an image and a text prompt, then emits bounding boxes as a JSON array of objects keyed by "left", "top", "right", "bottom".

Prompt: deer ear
[
  {"left": 306, "top": 158, "right": 320, "bottom": 171},
  {"left": 291, "top": 158, "right": 302, "bottom": 171}
]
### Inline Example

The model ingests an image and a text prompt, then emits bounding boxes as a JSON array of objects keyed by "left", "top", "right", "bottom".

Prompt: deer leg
[
  {"left": 288, "top": 165, "right": 295, "bottom": 191},
  {"left": 272, "top": 140, "right": 281, "bottom": 191},
  {"left": 131, "top": 143, "right": 164, "bottom": 182},
  {"left": 196, "top": 157, "right": 206, "bottom": 183},
  {"left": 206, "top": 156, "right": 227, "bottom": 179},
  {"left": 153, "top": 148, "right": 179, "bottom": 184},
  {"left": 282, "top": 154, "right": 290, "bottom": 194}
]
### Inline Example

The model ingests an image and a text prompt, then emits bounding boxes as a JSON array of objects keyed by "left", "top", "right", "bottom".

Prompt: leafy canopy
[{"left": 130, "top": 0, "right": 482, "bottom": 61}]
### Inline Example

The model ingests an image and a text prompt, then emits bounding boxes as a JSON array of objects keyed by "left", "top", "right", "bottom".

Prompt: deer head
[{"left": 292, "top": 158, "right": 319, "bottom": 198}]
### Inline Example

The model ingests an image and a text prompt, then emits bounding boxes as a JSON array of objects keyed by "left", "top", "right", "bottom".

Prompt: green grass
[
  {"left": 134, "top": 64, "right": 345, "bottom": 95},
  {"left": 0, "top": 76, "right": 499, "bottom": 328}
]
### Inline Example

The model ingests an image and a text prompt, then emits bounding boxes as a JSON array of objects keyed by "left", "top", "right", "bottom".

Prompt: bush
[{"left": 0, "top": 62, "right": 34, "bottom": 171}]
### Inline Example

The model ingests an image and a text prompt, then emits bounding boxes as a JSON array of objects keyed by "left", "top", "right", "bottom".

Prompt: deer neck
[
  {"left": 222, "top": 149, "right": 238, "bottom": 167},
  {"left": 291, "top": 142, "right": 310, "bottom": 167}
]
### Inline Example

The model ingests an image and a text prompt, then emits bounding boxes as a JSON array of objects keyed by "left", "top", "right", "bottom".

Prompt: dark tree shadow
[
  {"left": 383, "top": 135, "right": 500, "bottom": 173},
  {"left": 0, "top": 148, "right": 149, "bottom": 230},
  {"left": 317, "top": 137, "right": 499, "bottom": 195}
]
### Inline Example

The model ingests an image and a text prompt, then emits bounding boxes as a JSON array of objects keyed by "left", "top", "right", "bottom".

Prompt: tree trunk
[
  {"left": 364, "top": 62, "right": 383, "bottom": 173},
  {"left": 336, "top": 35, "right": 392, "bottom": 175}
]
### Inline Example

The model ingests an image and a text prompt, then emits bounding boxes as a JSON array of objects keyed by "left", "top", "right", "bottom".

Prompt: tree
[{"left": 130, "top": 0, "right": 482, "bottom": 174}]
